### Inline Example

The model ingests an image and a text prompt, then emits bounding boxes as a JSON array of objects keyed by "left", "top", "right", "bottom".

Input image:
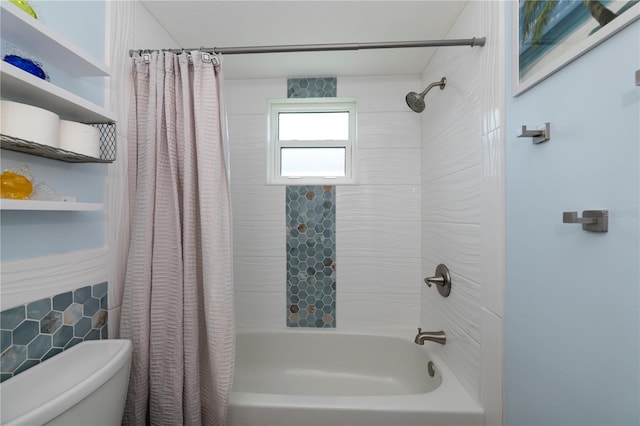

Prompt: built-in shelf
[
  {"left": 0, "top": 63, "right": 115, "bottom": 123},
  {"left": 0, "top": 1, "right": 109, "bottom": 77},
  {"left": 0, "top": 1, "right": 113, "bottom": 213},
  {"left": 0, "top": 199, "right": 103, "bottom": 211}
]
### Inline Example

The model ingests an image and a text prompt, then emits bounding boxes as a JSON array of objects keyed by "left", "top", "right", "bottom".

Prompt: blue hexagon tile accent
[
  {"left": 285, "top": 78, "right": 337, "bottom": 327},
  {"left": 0, "top": 282, "right": 108, "bottom": 382},
  {"left": 286, "top": 186, "right": 336, "bottom": 327},
  {"left": 52, "top": 292, "right": 72, "bottom": 312},
  {"left": 13, "top": 320, "right": 39, "bottom": 345},
  {"left": 1, "top": 306, "right": 25, "bottom": 330},
  {"left": 287, "top": 77, "right": 337, "bottom": 98},
  {"left": 27, "top": 298, "right": 51, "bottom": 320},
  {"left": 40, "top": 311, "right": 62, "bottom": 334}
]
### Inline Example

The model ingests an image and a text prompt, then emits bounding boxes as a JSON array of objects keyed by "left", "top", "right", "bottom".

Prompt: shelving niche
[{"left": 0, "top": 1, "right": 115, "bottom": 211}]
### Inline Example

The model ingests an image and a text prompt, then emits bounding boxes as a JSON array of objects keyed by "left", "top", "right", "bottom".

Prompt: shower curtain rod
[{"left": 128, "top": 37, "right": 486, "bottom": 57}]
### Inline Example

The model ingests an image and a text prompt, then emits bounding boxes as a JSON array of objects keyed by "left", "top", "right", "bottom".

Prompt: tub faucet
[{"left": 414, "top": 327, "right": 446, "bottom": 345}]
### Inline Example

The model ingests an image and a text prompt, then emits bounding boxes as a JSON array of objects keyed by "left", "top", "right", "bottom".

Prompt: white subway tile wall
[
  {"left": 419, "top": 2, "right": 505, "bottom": 424},
  {"left": 420, "top": 0, "right": 484, "bottom": 398}
]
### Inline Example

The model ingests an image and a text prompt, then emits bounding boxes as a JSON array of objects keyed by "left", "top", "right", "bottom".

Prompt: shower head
[{"left": 405, "top": 77, "right": 446, "bottom": 113}]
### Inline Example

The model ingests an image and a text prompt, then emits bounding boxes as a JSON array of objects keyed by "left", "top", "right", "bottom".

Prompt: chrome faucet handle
[
  {"left": 423, "top": 264, "right": 451, "bottom": 297},
  {"left": 423, "top": 276, "right": 444, "bottom": 287}
]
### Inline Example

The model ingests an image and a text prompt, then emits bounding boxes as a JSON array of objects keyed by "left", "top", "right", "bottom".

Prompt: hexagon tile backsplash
[
  {"left": 0, "top": 282, "right": 108, "bottom": 382},
  {"left": 286, "top": 186, "right": 336, "bottom": 327}
]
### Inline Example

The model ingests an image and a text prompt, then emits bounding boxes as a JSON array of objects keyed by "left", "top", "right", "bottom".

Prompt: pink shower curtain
[{"left": 120, "top": 51, "right": 235, "bottom": 426}]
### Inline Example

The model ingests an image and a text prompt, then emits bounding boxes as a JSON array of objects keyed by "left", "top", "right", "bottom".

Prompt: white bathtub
[{"left": 228, "top": 330, "right": 483, "bottom": 426}]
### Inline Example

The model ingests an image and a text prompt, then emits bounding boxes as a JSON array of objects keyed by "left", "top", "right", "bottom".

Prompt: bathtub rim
[{"left": 230, "top": 328, "right": 483, "bottom": 417}]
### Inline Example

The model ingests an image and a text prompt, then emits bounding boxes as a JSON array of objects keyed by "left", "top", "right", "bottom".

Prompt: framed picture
[{"left": 513, "top": 0, "right": 640, "bottom": 95}]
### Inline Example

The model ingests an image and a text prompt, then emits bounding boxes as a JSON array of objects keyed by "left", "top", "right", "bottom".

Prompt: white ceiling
[{"left": 139, "top": 1, "right": 469, "bottom": 79}]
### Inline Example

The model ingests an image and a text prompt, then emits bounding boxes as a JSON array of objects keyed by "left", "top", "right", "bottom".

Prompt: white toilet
[{"left": 1, "top": 339, "right": 132, "bottom": 426}]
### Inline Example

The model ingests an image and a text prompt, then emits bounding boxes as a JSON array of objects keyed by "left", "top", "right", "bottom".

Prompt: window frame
[{"left": 267, "top": 98, "right": 357, "bottom": 185}]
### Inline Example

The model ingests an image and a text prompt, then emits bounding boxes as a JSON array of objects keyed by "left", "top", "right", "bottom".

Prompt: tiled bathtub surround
[
  {"left": 0, "top": 282, "right": 108, "bottom": 382},
  {"left": 287, "top": 77, "right": 337, "bottom": 98},
  {"left": 286, "top": 186, "right": 336, "bottom": 327},
  {"left": 227, "top": 75, "right": 422, "bottom": 331}
]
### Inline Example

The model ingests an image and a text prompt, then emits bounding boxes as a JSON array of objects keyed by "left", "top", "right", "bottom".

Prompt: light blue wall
[
  {"left": 29, "top": 0, "right": 106, "bottom": 105},
  {"left": 32, "top": 0, "right": 105, "bottom": 58},
  {"left": 504, "top": 3, "right": 639, "bottom": 426},
  {"left": 1, "top": 1, "right": 107, "bottom": 262},
  {"left": 0, "top": 151, "right": 105, "bottom": 261}
]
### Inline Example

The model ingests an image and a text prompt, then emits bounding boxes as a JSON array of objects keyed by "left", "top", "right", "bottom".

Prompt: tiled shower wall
[
  {"left": 227, "top": 75, "right": 422, "bottom": 331},
  {"left": 419, "top": 1, "right": 504, "bottom": 424}
]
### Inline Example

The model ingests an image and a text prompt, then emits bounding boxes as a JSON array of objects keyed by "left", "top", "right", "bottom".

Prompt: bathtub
[{"left": 228, "top": 330, "right": 483, "bottom": 426}]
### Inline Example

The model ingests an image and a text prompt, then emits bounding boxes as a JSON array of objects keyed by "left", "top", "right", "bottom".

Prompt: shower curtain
[{"left": 120, "top": 51, "right": 235, "bottom": 426}]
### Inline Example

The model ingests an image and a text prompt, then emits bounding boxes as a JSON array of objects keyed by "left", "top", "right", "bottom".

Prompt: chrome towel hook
[
  {"left": 562, "top": 210, "right": 608, "bottom": 232},
  {"left": 518, "top": 122, "right": 551, "bottom": 144}
]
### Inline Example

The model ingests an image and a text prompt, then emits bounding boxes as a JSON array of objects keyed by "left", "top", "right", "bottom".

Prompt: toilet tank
[{"left": 1, "top": 339, "right": 132, "bottom": 426}]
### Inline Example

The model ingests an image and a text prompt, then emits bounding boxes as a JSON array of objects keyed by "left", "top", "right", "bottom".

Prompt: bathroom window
[{"left": 267, "top": 98, "right": 356, "bottom": 184}]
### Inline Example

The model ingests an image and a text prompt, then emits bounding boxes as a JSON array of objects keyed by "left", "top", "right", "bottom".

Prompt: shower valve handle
[
  {"left": 424, "top": 276, "right": 445, "bottom": 287},
  {"left": 423, "top": 264, "right": 451, "bottom": 297}
]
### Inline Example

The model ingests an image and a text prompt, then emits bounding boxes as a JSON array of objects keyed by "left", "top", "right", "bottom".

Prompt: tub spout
[{"left": 414, "top": 327, "right": 446, "bottom": 345}]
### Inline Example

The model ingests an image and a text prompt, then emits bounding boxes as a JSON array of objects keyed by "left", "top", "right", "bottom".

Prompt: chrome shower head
[{"left": 405, "top": 77, "right": 446, "bottom": 113}]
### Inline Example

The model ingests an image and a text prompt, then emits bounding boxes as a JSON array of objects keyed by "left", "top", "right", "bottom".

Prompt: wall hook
[
  {"left": 518, "top": 122, "right": 550, "bottom": 144},
  {"left": 562, "top": 210, "right": 608, "bottom": 232}
]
